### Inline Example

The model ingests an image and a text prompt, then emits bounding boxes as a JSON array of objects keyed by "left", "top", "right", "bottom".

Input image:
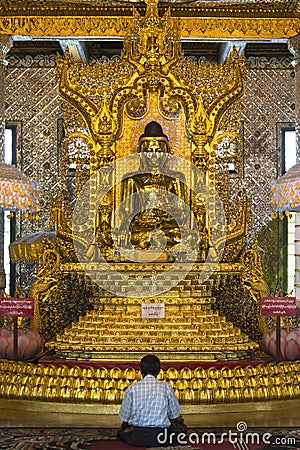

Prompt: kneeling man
[{"left": 118, "top": 354, "right": 187, "bottom": 447}]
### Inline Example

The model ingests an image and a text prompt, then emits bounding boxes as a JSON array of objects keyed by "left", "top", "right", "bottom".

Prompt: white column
[
  {"left": 0, "top": 35, "right": 12, "bottom": 290},
  {"left": 289, "top": 35, "right": 300, "bottom": 163},
  {"left": 0, "top": 35, "right": 12, "bottom": 162},
  {"left": 289, "top": 36, "right": 300, "bottom": 306},
  {"left": 295, "top": 212, "right": 300, "bottom": 305}
]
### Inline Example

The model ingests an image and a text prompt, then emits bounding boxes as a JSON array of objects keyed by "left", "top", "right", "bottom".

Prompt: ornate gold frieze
[
  {"left": 1, "top": 0, "right": 299, "bottom": 16},
  {"left": 0, "top": 15, "right": 298, "bottom": 39},
  {"left": 1, "top": 359, "right": 300, "bottom": 405},
  {"left": 179, "top": 18, "right": 300, "bottom": 39},
  {"left": 60, "top": 262, "right": 241, "bottom": 272},
  {"left": 0, "top": 16, "right": 135, "bottom": 37}
]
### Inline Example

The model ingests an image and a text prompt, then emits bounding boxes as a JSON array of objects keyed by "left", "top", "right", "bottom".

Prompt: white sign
[{"left": 141, "top": 303, "right": 165, "bottom": 319}]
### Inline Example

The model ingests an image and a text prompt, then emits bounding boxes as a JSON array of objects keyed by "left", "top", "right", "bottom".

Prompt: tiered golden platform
[{"left": 46, "top": 264, "right": 259, "bottom": 361}]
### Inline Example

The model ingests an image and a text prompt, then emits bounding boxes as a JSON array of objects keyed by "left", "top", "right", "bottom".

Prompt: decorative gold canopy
[
  {"left": 9, "top": 231, "right": 56, "bottom": 263},
  {"left": 0, "top": 0, "right": 299, "bottom": 39}
]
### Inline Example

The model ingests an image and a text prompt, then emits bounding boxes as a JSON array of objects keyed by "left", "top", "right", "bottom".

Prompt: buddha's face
[{"left": 140, "top": 139, "right": 169, "bottom": 170}]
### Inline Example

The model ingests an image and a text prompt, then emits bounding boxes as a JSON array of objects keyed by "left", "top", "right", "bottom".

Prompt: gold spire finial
[{"left": 144, "top": 0, "right": 159, "bottom": 5}]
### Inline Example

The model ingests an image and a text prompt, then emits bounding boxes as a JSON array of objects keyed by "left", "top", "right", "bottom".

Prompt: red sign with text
[
  {"left": 0, "top": 298, "right": 34, "bottom": 317},
  {"left": 261, "top": 296, "right": 296, "bottom": 317}
]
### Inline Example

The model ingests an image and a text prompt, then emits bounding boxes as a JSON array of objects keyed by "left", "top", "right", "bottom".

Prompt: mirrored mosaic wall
[
  {"left": 5, "top": 58, "right": 61, "bottom": 237},
  {"left": 4, "top": 53, "right": 296, "bottom": 292},
  {"left": 240, "top": 57, "right": 295, "bottom": 288}
]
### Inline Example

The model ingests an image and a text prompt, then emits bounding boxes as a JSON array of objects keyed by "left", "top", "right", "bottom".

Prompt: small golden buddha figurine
[{"left": 118, "top": 121, "right": 189, "bottom": 253}]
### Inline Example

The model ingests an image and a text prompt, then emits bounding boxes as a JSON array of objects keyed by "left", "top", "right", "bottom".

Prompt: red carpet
[
  {"left": 86, "top": 440, "right": 266, "bottom": 449},
  {"left": 0, "top": 428, "right": 298, "bottom": 449}
]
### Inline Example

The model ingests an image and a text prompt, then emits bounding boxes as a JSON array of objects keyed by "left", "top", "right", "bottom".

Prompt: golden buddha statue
[{"left": 118, "top": 121, "right": 191, "bottom": 255}]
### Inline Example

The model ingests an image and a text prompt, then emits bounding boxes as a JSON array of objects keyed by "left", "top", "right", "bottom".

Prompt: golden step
[{"left": 50, "top": 341, "right": 257, "bottom": 353}]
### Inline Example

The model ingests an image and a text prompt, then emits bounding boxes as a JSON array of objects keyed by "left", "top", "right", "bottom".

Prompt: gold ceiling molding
[
  {"left": 0, "top": 16, "right": 135, "bottom": 38},
  {"left": 1, "top": 4, "right": 300, "bottom": 17},
  {"left": 0, "top": 0, "right": 300, "bottom": 38},
  {"left": 179, "top": 17, "right": 300, "bottom": 39},
  {"left": 1, "top": 0, "right": 300, "bottom": 13},
  {"left": 0, "top": 15, "right": 298, "bottom": 39},
  {"left": 0, "top": 0, "right": 299, "bottom": 13}
]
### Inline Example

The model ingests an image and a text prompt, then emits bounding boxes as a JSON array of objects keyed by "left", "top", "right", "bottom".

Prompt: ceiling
[
  {"left": 0, "top": 0, "right": 299, "bottom": 7},
  {"left": 3, "top": 0, "right": 297, "bottom": 63},
  {"left": 8, "top": 38, "right": 292, "bottom": 65}
]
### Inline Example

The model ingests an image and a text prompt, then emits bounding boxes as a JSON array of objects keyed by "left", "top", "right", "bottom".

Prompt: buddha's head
[{"left": 138, "top": 121, "right": 169, "bottom": 170}]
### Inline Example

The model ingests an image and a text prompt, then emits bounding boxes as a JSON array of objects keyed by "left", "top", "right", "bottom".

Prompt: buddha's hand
[
  {"left": 171, "top": 199, "right": 188, "bottom": 226},
  {"left": 117, "top": 220, "right": 130, "bottom": 247}
]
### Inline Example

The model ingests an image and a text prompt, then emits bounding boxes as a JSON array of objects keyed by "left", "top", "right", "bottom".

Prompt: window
[
  {"left": 4, "top": 126, "right": 16, "bottom": 295},
  {"left": 282, "top": 128, "right": 296, "bottom": 294},
  {"left": 283, "top": 129, "right": 296, "bottom": 173}
]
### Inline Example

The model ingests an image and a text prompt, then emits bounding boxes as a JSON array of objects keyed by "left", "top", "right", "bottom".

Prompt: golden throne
[{"left": 22, "top": 0, "right": 269, "bottom": 362}]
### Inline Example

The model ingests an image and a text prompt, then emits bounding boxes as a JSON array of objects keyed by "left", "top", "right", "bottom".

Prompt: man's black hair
[{"left": 140, "top": 354, "right": 161, "bottom": 377}]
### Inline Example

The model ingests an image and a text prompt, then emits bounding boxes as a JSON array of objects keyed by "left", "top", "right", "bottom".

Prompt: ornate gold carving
[
  {"left": 241, "top": 247, "right": 269, "bottom": 303},
  {"left": 221, "top": 191, "right": 250, "bottom": 262},
  {"left": 57, "top": 6, "right": 245, "bottom": 160},
  {"left": 46, "top": 15, "right": 253, "bottom": 353},
  {"left": 58, "top": 50, "right": 117, "bottom": 164},
  {"left": 29, "top": 239, "right": 60, "bottom": 332},
  {"left": 0, "top": 12, "right": 298, "bottom": 39},
  {"left": 46, "top": 295, "right": 259, "bottom": 359},
  {"left": 1, "top": 0, "right": 297, "bottom": 9},
  {"left": 1, "top": 359, "right": 300, "bottom": 405},
  {"left": 9, "top": 231, "right": 55, "bottom": 262},
  {"left": 49, "top": 191, "right": 74, "bottom": 244},
  {"left": 0, "top": 15, "right": 135, "bottom": 38},
  {"left": 54, "top": 0, "right": 247, "bottom": 267},
  {"left": 9, "top": 0, "right": 267, "bottom": 360},
  {"left": 240, "top": 247, "right": 269, "bottom": 333},
  {"left": 179, "top": 17, "right": 300, "bottom": 39}
]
